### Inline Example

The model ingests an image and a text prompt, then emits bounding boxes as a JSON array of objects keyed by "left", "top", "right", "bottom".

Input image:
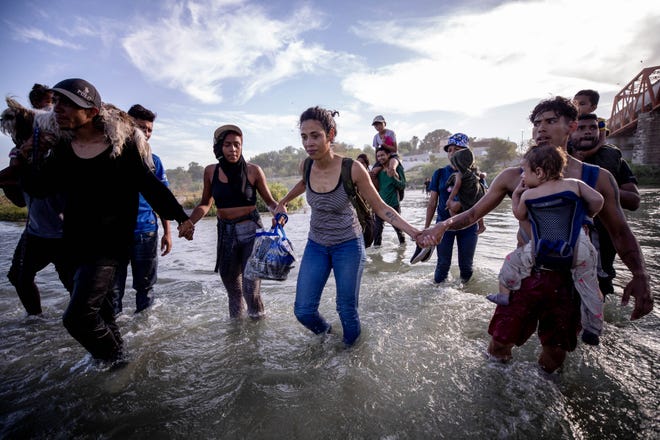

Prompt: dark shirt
[
  {"left": 21, "top": 139, "right": 187, "bottom": 264},
  {"left": 583, "top": 144, "right": 637, "bottom": 187},
  {"left": 211, "top": 163, "right": 257, "bottom": 209}
]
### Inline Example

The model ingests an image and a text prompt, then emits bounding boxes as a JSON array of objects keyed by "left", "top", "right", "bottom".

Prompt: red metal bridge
[{"left": 608, "top": 65, "right": 660, "bottom": 137}]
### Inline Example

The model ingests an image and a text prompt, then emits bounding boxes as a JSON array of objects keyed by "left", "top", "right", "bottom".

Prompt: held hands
[
  {"left": 178, "top": 219, "right": 195, "bottom": 240},
  {"left": 415, "top": 222, "right": 447, "bottom": 248}
]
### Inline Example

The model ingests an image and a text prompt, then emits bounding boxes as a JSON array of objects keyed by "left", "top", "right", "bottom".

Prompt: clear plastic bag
[{"left": 245, "top": 222, "right": 296, "bottom": 281}]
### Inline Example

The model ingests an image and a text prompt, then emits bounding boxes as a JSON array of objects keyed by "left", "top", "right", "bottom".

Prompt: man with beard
[
  {"left": 417, "top": 96, "right": 652, "bottom": 373},
  {"left": 570, "top": 113, "right": 640, "bottom": 297}
]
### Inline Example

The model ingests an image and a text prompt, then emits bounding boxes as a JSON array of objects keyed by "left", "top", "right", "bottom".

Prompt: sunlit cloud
[
  {"left": 345, "top": 0, "right": 660, "bottom": 116},
  {"left": 122, "top": 0, "right": 360, "bottom": 104}
]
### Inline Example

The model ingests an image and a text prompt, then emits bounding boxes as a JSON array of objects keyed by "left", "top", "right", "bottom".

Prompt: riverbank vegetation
[{"left": 3, "top": 138, "right": 659, "bottom": 221}]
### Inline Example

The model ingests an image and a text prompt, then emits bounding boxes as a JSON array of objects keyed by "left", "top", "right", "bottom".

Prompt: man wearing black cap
[{"left": 18, "top": 78, "right": 194, "bottom": 364}]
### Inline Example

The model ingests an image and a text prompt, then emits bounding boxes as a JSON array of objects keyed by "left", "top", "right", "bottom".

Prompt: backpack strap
[
  {"left": 303, "top": 157, "right": 313, "bottom": 185},
  {"left": 304, "top": 156, "right": 357, "bottom": 198},
  {"left": 340, "top": 157, "right": 356, "bottom": 199},
  {"left": 581, "top": 162, "right": 600, "bottom": 189}
]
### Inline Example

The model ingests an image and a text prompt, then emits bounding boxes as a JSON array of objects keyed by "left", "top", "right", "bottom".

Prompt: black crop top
[{"left": 211, "top": 163, "right": 257, "bottom": 209}]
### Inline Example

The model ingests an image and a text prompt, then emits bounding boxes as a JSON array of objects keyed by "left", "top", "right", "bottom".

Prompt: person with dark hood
[{"left": 188, "top": 124, "right": 280, "bottom": 319}]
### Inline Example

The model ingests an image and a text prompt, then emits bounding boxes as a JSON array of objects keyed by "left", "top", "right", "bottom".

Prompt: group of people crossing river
[{"left": 1, "top": 78, "right": 653, "bottom": 374}]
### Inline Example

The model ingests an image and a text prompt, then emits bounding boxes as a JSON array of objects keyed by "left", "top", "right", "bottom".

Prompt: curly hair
[
  {"left": 529, "top": 96, "right": 578, "bottom": 124},
  {"left": 299, "top": 106, "right": 339, "bottom": 138}
]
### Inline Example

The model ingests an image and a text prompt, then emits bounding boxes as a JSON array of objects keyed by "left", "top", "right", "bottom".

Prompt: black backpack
[{"left": 304, "top": 157, "right": 374, "bottom": 248}]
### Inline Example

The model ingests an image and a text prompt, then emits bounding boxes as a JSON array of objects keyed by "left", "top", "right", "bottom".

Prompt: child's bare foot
[{"left": 477, "top": 223, "right": 486, "bottom": 234}]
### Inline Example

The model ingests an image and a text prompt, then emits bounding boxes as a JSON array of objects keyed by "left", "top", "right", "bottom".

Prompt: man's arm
[
  {"left": 618, "top": 182, "right": 640, "bottom": 211},
  {"left": 417, "top": 167, "right": 518, "bottom": 247},
  {"left": 160, "top": 219, "right": 172, "bottom": 256},
  {"left": 425, "top": 190, "right": 439, "bottom": 229},
  {"left": 595, "top": 169, "right": 652, "bottom": 320}
]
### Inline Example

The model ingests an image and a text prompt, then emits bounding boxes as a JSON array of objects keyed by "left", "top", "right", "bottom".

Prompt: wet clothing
[
  {"left": 499, "top": 230, "right": 603, "bottom": 336},
  {"left": 490, "top": 163, "right": 602, "bottom": 351},
  {"left": 583, "top": 144, "right": 638, "bottom": 295},
  {"left": 295, "top": 164, "right": 365, "bottom": 345},
  {"left": 21, "top": 141, "right": 188, "bottom": 265},
  {"left": 215, "top": 212, "right": 265, "bottom": 318},
  {"left": 295, "top": 236, "right": 365, "bottom": 346},
  {"left": 429, "top": 165, "right": 479, "bottom": 283},
  {"left": 7, "top": 192, "right": 74, "bottom": 315},
  {"left": 211, "top": 155, "right": 266, "bottom": 318},
  {"left": 21, "top": 138, "right": 188, "bottom": 362},
  {"left": 8, "top": 231, "right": 74, "bottom": 315},
  {"left": 488, "top": 270, "right": 581, "bottom": 351},
  {"left": 212, "top": 158, "right": 256, "bottom": 209},
  {"left": 112, "top": 154, "right": 168, "bottom": 315}
]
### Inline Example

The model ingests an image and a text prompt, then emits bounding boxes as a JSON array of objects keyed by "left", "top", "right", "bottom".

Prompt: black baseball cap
[{"left": 50, "top": 78, "right": 102, "bottom": 109}]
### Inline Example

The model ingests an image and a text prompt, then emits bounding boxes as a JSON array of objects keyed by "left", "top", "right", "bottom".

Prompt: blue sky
[{"left": 1, "top": 0, "right": 658, "bottom": 170}]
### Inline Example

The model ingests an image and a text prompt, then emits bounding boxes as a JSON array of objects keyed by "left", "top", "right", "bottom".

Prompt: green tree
[
  {"left": 411, "top": 136, "right": 420, "bottom": 153},
  {"left": 256, "top": 182, "right": 304, "bottom": 213},
  {"left": 187, "top": 162, "right": 204, "bottom": 182},
  {"left": 480, "top": 138, "right": 518, "bottom": 174},
  {"left": 419, "top": 129, "right": 451, "bottom": 153},
  {"left": 398, "top": 141, "right": 412, "bottom": 155}
]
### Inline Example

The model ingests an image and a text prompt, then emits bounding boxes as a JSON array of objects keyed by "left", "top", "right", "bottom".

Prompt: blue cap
[{"left": 444, "top": 133, "right": 469, "bottom": 152}]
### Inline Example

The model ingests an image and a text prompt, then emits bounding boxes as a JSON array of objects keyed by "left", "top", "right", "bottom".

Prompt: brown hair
[{"left": 523, "top": 144, "right": 566, "bottom": 181}]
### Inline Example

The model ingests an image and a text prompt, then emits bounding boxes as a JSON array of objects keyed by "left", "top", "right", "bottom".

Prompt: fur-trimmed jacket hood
[{"left": 1, "top": 97, "right": 154, "bottom": 170}]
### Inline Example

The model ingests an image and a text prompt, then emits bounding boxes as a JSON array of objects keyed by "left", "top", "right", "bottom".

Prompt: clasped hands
[
  {"left": 178, "top": 219, "right": 195, "bottom": 240},
  {"left": 412, "top": 222, "right": 448, "bottom": 248}
]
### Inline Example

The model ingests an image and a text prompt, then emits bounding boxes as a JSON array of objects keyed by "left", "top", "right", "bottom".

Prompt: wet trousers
[
  {"left": 63, "top": 261, "right": 123, "bottom": 362},
  {"left": 295, "top": 237, "right": 365, "bottom": 345},
  {"left": 112, "top": 231, "right": 158, "bottom": 315},
  {"left": 216, "top": 215, "right": 264, "bottom": 318},
  {"left": 434, "top": 222, "right": 478, "bottom": 283},
  {"left": 8, "top": 231, "right": 74, "bottom": 315}
]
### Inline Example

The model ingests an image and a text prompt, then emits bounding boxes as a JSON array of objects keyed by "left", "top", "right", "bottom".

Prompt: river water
[{"left": 1, "top": 190, "right": 658, "bottom": 439}]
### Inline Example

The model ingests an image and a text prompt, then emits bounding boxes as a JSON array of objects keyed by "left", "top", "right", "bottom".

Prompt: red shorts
[{"left": 488, "top": 269, "right": 581, "bottom": 351}]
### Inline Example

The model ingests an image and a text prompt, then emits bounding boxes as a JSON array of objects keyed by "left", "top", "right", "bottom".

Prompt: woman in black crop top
[{"left": 188, "top": 124, "right": 281, "bottom": 319}]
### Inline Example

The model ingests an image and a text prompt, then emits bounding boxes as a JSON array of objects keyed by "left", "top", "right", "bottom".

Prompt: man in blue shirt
[{"left": 112, "top": 104, "right": 172, "bottom": 314}]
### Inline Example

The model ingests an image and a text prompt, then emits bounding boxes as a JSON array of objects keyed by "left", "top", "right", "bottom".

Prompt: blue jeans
[
  {"left": 434, "top": 222, "right": 478, "bottom": 283},
  {"left": 295, "top": 237, "right": 366, "bottom": 345},
  {"left": 112, "top": 231, "right": 158, "bottom": 315}
]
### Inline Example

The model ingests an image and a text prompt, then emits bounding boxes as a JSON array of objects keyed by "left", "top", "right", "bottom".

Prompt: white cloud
[
  {"left": 9, "top": 25, "right": 82, "bottom": 49},
  {"left": 122, "top": 0, "right": 360, "bottom": 104},
  {"left": 344, "top": 0, "right": 660, "bottom": 116}
]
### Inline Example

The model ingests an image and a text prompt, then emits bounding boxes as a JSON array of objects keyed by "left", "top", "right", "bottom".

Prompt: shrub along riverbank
[
  {"left": 0, "top": 182, "right": 305, "bottom": 222},
  {"left": 2, "top": 165, "right": 659, "bottom": 222}
]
